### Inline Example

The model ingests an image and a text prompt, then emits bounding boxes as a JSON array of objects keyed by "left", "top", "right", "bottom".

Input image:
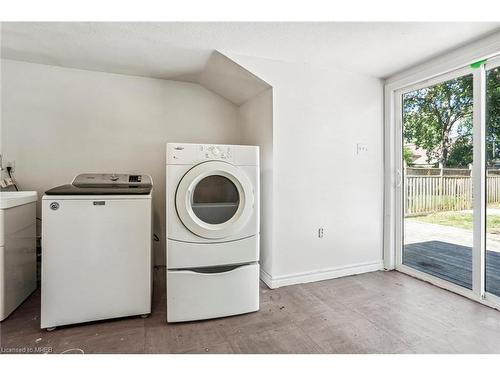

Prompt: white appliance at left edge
[
  {"left": 1, "top": 191, "right": 38, "bottom": 322},
  {"left": 41, "top": 173, "right": 153, "bottom": 330}
]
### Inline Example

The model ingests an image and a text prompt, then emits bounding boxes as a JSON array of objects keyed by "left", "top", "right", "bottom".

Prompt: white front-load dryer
[{"left": 166, "top": 143, "right": 260, "bottom": 322}]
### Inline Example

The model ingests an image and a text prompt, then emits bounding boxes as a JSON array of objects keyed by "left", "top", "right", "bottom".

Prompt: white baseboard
[
  {"left": 259, "top": 268, "right": 274, "bottom": 288},
  {"left": 259, "top": 260, "right": 383, "bottom": 289}
]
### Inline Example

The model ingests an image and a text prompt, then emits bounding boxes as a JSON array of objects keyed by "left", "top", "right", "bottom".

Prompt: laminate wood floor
[{"left": 2, "top": 267, "right": 500, "bottom": 354}]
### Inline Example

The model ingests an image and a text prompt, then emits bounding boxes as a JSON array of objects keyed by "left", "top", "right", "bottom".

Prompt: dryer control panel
[
  {"left": 199, "top": 144, "right": 233, "bottom": 161},
  {"left": 166, "top": 143, "right": 259, "bottom": 166},
  {"left": 167, "top": 143, "right": 234, "bottom": 163}
]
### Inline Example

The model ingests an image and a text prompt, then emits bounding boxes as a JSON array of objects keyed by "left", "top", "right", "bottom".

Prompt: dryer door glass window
[{"left": 191, "top": 175, "right": 240, "bottom": 224}]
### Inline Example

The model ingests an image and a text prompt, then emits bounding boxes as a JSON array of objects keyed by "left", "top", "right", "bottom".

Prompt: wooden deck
[{"left": 404, "top": 240, "right": 500, "bottom": 295}]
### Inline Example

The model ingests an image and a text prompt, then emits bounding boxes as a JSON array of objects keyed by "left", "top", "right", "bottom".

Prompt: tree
[
  {"left": 403, "top": 75, "right": 473, "bottom": 167},
  {"left": 487, "top": 67, "right": 500, "bottom": 165},
  {"left": 447, "top": 137, "right": 473, "bottom": 168},
  {"left": 403, "top": 146, "right": 414, "bottom": 166}
]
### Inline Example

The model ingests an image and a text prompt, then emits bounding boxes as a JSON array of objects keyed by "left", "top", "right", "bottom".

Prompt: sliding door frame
[
  {"left": 484, "top": 55, "right": 500, "bottom": 307},
  {"left": 384, "top": 45, "right": 500, "bottom": 310},
  {"left": 394, "top": 66, "right": 481, "bottom": 302}
]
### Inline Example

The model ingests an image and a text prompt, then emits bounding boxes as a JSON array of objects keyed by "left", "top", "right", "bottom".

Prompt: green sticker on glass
[{"left": 470, "top": 59, "right": 487, "bottom": 69}]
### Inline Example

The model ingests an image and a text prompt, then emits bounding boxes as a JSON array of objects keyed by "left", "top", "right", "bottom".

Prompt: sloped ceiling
[
  {"left": 1, "top": 22, "right": 211, "bottom": 81},
  {"left": 199, "top": 52, "right": 270, "bottom": 106},
  {"left": 2, "top": 22, "right": 499, "bottom": 102},
  {"left": 0, "top": 22, "right": 272, "bottom": 105},
  {"left": 3, "top": 22, "right": 500, "bottom": 77}
]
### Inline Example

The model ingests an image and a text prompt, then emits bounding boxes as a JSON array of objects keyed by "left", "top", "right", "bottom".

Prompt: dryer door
[{"left": 175, "top": 161, "right": 254, "bottom": 239}]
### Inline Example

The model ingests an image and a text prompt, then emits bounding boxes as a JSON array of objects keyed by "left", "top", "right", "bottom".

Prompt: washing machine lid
[
  {"left": 44, "top": 184, "right": 152, "bottom": 195},
  {"left": 45, "top": 173, "right": 152, "bottom": 195},
  {"left": 175, "top": 161, "right": 254, "bottom": 239}
]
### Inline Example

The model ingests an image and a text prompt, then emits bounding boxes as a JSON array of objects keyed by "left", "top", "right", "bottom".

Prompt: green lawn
[{"left": 412, "top": 211, "right": 500, "bottom": 234}]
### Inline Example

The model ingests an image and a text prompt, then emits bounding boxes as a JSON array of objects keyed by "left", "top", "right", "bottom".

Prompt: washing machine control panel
[{"left": 72, "top": 173, "right": 152, "bottom": 187}]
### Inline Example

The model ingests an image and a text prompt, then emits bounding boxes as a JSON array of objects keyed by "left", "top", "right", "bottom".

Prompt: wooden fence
[{"left": 405, "top": 175, "right": 500, "bottom": 216}]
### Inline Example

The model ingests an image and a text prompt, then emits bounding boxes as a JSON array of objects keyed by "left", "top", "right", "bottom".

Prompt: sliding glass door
[
  {"left": 402, "top": 71, "right": 475, "bottom": 289},
  {"left": 486, "top": 61, "right": 500, "bottom": 298},
  {"left": 394, "top": 57, "right": 500, "bottom": 309}
]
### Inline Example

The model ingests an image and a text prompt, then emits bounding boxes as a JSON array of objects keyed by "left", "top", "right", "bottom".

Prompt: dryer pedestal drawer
[
  {"left": 167, "top": 263, "right": 259, "bottom": 322},
  {"left": 167, "top": 235, "right": 259, "bottom": 268}
]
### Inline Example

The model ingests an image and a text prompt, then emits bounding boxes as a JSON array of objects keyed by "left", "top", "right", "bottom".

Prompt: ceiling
[{"left": 1, "top": 22, "right": 500, "bottom": 82}]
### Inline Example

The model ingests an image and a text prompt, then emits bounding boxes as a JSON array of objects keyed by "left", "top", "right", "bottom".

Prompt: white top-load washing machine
[
  {"left": 166, "top": 143, "right": 260, "bottom": 322},
  {"left": 41, "top": 173, "right": 153, "bottom": 330}
]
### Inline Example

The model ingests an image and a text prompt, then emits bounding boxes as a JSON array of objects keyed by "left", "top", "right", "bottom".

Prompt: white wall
[
  {"left": 1, "top": 55, "right": 385, "bottom": 288},
  {"left": 238, "top": 88, "right": 274, "bottom": 276},
  {"left": 0, "top": 59, "right": 241, "bottom": 265},
  {"left": 229, "top": 55, "right": 384, "bottom": 287}
]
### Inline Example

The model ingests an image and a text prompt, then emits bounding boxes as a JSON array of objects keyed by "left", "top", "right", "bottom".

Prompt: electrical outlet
[
  {"left": 356, "top": 143, "right": 368, "bottom": 155},
  {"left": 318, "top": 227, "right": 324, "bottom": 238}
]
